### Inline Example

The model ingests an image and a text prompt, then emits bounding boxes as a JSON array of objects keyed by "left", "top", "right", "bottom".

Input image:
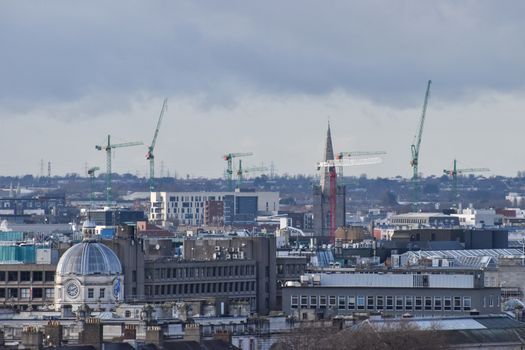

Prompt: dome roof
[{"left": 56, "top": 241, "right": 122, "bottom": 277}]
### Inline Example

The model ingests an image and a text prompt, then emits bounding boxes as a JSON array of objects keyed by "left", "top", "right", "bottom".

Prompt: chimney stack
[
  {"left": 145, "top": 326, "right": 164, "bottom": 347},
  {"left": 21, "top": 326, "right": 43, "bottom": 350},
  {"left": 43, "top": 320, "right": 63, "bottom": 347},
  {"left": 79, "top": 317, "right": 103, "bottom": 350},
  {"left": 184, "top": 323, "right": 201, "bottom": 343}
]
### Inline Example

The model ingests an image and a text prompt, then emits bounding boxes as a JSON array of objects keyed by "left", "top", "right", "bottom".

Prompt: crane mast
[
  {"left": 443, "top": 159, "right": 490, "bottom": 207},
  {"left": 96, "top": 135, "right": 143, "bottom": 206},
  {"left": 147, "top": 98, "right": 168, "bottom": 192},
  {"left": 87, "top": 166, "right": 100, "bottom": 208},
  {"left": 411, "top": 80, "right": 431, "bottom": 208},
  {"left": 223, "top": 152, "right": 253, "bottom": 191},
  {"left": 317, "top": 157, "right": 383, "bottom": 243}
]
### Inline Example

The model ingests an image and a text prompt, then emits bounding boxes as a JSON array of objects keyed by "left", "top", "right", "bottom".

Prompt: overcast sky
[{"left": 1, "top": 1, "right": 524, "bottom": 179}]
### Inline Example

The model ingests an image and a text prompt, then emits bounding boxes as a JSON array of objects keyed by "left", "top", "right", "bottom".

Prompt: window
[
  {"left": 329, "top": 296, "right": 336, "bottom": 307},
  {"left": 20, "top": 288, "right": 30, "bottom": 298},
  {"left": 386, "top": 296, "right": 394, "bottom": 310},
  {"left": 291, "top": 295, "right": 298, "bottom": 308},
  {"left": 32, "top": 288, "right": 43, "bottom": 298},
  {"left": 339, "top": 296, "right": 346, "bottom": 310},
  {"left": 463, "top": 297, "right": 471, "bottom": 311},
  {"left": 300, "top": 295, "right": 308, "bottom": 308},
  {"left": 8, "top": 271, "right": 18, "bottom": 282},
  {"left": 444, "top": 297, "right": 452, "bottom": 311},
  {"left": 489, "top": 295, "right": 494, "bottom": 308},
  {"left": 405, "top": 296, "right": 413, "bottom": 311},
  {"left": 367, "top": 296, "right": 375, "bottom": 310},
  {"left": 0, "top": 271, "right": 5, "bottom": 281},
  {"left": 376, "top": 296, "right": 384, "bottom": 310},
  {"left": 20, "top": 271, "right": 31, "bottom": 282},
  {"left": 357, "top": 296, "right": 365, "bottom": 310},
  {"left": 395, "top": 296, "right": 404, "bottom": 311},
  {"left": 454, "top": 296, "right": 462, "bottom": 311},
  {"left": 320, "top": 295, "right": 327, "bottom": 308},
  {"left": 132, "top": 270, "right": 137, "bottom": 282},
  {"left": 45, "top": 271, "right": 55, "bottom": 282},
  {"left": 45, "top": 288, "right": 54, "bottom": 299},
  {"left": 99, "top": 288, "right": 105, "bottom": 298},
  {"left": 88, "top": 288, "right": 94, "bottom": 298},
  {"left": 424, "top": 297, "right": 432, "bottom": 311},
  {"left": 348, "top": 296, "right": 355, "bottom": 310},
  {"left": 434, "top": 297, "right": 442, "bottom": 311},
  {"left": 310, "top": 296, "right": 317, "bottom": 308},
  {"left": 415, "top": 296, "right": 423, "bottom": 311},
  {"left": 125, "top": 310, "right": 132, "bottom": 318}
]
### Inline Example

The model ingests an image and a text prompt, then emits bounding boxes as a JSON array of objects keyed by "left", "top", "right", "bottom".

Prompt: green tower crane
[
  {"left": 223, "top": 152, "right": 253, "bottom": 191},
  {"left": 96, "top": 135, "right": 143, "bottom": 206},
  {"left": 443, "top": 159, "right": 490, "bottom": 207},
  {"left": 236, "top": 160, "right": 268, "bottom": 186},
  {"left": 410, "top": 80, "right": 432, "bottom": 209},
  {"left": 146, "top": 98, "right": 168, "bottom": 192}
]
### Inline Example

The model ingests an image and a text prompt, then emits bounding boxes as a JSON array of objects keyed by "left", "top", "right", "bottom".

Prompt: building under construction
[{"left": 313, "top": 124, "right": 346, "bottom": 242}]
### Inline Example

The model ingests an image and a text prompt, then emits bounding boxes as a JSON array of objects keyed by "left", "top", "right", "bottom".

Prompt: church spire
[
  {"left": 324, "top": 121, "right": 334, "bottom": 162},
  {"left": 320, "top": 121, "right": 335, "bottom": 192}
]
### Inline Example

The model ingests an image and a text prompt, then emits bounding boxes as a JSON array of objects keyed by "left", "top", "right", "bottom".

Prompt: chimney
[
  {"left": 79, "top": 317, "right": 103, "bottom": 350},
  {"left": 145, "top": 326, "right": 163, "bottom": 347},
  {"left": 43, "top": 320, "right": 63, "bottom": 347},
  {"left": 123, "top": 324, "right": 137, "bottom": 340},
  {"left": 213, "top": 329, "right": 231, "bottom": 344},
  {"left": 184, "top": 323, "right": 201, "bottom": 343},
  {"left": 21, "top": 326, "right": 43, "bottom": 350}
]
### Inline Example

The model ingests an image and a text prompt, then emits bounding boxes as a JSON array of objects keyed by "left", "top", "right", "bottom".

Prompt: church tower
[{"left": 313, "top": 123, "right": 346, "bottom": 242}]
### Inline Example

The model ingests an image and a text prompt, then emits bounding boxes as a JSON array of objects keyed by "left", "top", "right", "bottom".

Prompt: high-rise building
[{"left": 313, "top": 123, "right": 346, "bottom": 241}]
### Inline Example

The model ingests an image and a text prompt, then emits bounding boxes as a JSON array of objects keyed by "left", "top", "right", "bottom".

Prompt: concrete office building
[
  {"left": 282, "top": 270, "right": 501, "bottom": 320},
  {"left": 150, "top": 190, "right": 279, "bottom": 227}
]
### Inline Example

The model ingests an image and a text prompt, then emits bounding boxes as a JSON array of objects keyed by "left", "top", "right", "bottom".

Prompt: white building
[
  {"left": 150, "top": 190, "right": 279, "bottom": 226},
  {"left": 54, "top": 220, "right": 123, "bottom": 312},
  {"left": 452, "top": 208, "right": 498, "bottom": 227}
]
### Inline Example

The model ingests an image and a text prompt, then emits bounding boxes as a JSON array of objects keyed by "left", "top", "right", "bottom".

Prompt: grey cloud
[{"left": 0, "top": 1, "right": 524, "bottom": 111}]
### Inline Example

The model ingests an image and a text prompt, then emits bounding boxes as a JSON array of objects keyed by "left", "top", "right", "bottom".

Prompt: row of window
[
  {"left": 167, "top": 208, "right": 202, "bottom": 214},
  {"left": 290, "top": 295, "right": 482, "bottom": 312},
  {"left": 146, "top": 265, "right": 255, "bottom": 280},
  {"left": 277, "top": 264, "right": 306, "bottom": 276},
  {"left": 0, "top": 287, "right": 54, "bottom": 299},
  {"left": 0, "top": 271, "right": 55, "bottom": 283},
  {"left": 169, "top": 196, "right": 223, "bottom": 202},
  {"left": 145, "top": 281, "right": 256, "bottom": 297}
]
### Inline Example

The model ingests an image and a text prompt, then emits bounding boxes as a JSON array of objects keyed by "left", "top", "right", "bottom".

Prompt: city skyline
[{"left": 1, "top": 1, "right": 524, "bottom": 178}]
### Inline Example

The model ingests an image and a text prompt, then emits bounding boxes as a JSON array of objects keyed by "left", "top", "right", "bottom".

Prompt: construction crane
[
  {"left": 410, "top": 80, "right": 432, "bottom": 208},
  {"left": 146, "top": 98, "right": 168, "bottom": 192},
  {"left": 317, "top": 157, "right": 382, "bottom": 244},
  {"left": 335, "top": 151, "right": 386, "bottom": 177},
  {"left": 223, "top": 152, "right": 253, "bottom": 191},
  {"left": 96, "top": 135, "right": 143, "bottom": 206},
  {"left": 443, "top": 159, "right": 490, "bottom": 206},
  {"left": 87, "top": 166, "right": 100, "bottom": 208},
  {"left": 236, "top": 159, "right": 268, "bottom": 186}
]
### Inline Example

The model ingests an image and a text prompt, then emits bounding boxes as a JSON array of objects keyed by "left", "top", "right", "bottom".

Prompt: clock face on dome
[{"left": 66, "top": 281, "right": 80, "bottom": 299}]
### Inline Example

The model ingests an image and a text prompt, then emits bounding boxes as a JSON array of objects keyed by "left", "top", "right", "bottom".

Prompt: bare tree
[{"left": 272, "top": 320, "right": 449, "bottom": 350}]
